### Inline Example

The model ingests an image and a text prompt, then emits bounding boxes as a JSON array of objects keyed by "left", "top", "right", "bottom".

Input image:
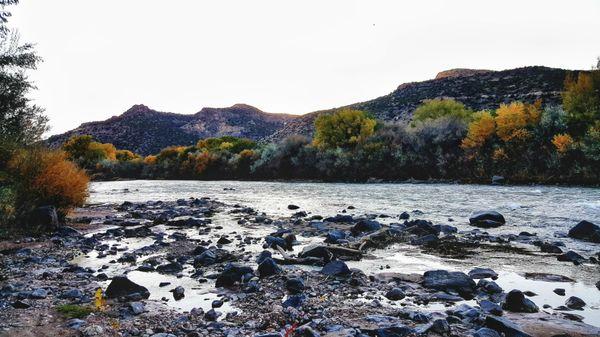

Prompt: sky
[{"left": 9, "top": 0, "right": 600, "bottom": 136}]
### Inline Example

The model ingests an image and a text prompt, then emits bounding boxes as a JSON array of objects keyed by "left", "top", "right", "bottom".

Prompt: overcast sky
[{"left": 10, "top": 0, "right": 600, "bottom": 135}]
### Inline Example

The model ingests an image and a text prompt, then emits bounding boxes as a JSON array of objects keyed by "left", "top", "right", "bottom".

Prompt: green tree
[
  {"left": 312, "top": 108, "right": 376, "bottom": 149},
  {"left": 412, "top": 98, "right": 473, "bottom": 124},
  {"left": 562, "top": 70, "right": 600, "bottom": 136}
]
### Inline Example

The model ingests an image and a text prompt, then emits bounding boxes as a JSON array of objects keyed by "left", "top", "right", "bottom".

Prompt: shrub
[
  {"left": 495, "top": 101, "right": 540, "bottom": 142},
  {"left": 562, "top": 71, "right": 600, "bottom": 136},
  {"left": 8, "top": 148, "right": 89, "bottom": 218},
  {"left": 461, "top": 111, "right": 496, "bottom": 149},
  {"left": 412, "top": 98, "right": 473, "bottom": 124},
  {"left": 313, "top": 108, "right": 376, "bottom": 149},
  {"left": 56, "top": 304, "right": 94, "bottom": 319},
  {"left": 551, "top": 133, "right": 574, "bottom": 153}
]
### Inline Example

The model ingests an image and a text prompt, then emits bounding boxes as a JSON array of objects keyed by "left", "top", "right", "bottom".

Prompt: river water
[{"left": 85, "top": 180, "right": 600, "bottom": 325}]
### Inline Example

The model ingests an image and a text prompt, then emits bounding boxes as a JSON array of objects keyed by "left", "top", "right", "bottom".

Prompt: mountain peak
[
  {"left": 435, "top": 68, "right": 493, "bottom": 80},
  {"left": 122, "top": 104, "right": 153, "bottom": 116}
]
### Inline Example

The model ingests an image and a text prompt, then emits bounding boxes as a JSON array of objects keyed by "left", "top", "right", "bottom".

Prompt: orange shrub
[
  {"left": 495, "top": 101, "right": 540, "bottom": 142},
  {"left": 144, "top": 155, "right": 157, "bottom": 165},
  {"left": 461, "top": 111, "right": 496, "bottom": 149},
  {"left": 8, "top": 148, "right": 89, "bottom": 216},
  {"left": 552, "top": 133, "right": 574, "bottom": 153}
]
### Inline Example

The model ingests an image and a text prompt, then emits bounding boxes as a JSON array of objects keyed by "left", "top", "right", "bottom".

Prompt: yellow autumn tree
[
  {"left": 461, "top": 111, "right": 496, "bottom": 149},
  {"left": 313, "top": 108, "right": 376, "bottom": 149},
  {"left": 494, "top": 101, "right": 541, "bottom": 142},
  {"left": 552, "top": 133, "right": 574, "bottom": 153}
]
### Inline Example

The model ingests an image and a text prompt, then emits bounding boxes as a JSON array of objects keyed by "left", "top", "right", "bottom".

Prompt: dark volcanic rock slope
[
  {"left": 266, "top": 66, "right": 575, "bottom": 142},
  {"left": 47, "top": 104, "right": 297, "bottom": 155}
]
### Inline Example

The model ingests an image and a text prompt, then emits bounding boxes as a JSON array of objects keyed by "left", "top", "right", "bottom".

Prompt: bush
[
  {"left": 8, "top": 148, "right": 89, "bottom": 219},
  {"left": 313, "top": 108, "right": 376, "bottom": 149},
  {"left": 412, "top": 98, "right": 473, "bottom": 124},
  {"left": 56, "top": 304, "right": 94, "bottom": 319}
]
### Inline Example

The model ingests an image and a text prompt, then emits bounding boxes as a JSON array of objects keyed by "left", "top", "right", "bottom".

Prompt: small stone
[
  {"left": 129, "top": 301, "right": 145, "bottom": 315},
  {"left": 285, "top": 278, "right": 305, "bottom": 294},
  {"left": 170, "top": 286, "right": 185, "bottom": 300},
  {"left": 212, "top": 300, "right": 223, "bottom": 308},
  {"left": 565, "top": 296, "right": 586, "bottom": 310},
  {"left": 553, "top": 288, "right": 566, "bottom": 296},
  {"left": 385, "top": 288, "right": 405, "bottom": 301}
]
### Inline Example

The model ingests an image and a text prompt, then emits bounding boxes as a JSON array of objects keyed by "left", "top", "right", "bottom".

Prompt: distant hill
[
  {"left": 265, "top": 66, "right": 575, "bottom": 142},
  {"left": 47, "top": 104, "right": 297, "bottom": 155},
  {"left": 48, "top": 66, "right": 578, "bottom": 154}
]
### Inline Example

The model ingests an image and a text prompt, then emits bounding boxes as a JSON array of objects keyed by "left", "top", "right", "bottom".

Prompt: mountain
[
  {"left": 47, "top": 104, "right": 297, "bottom": 155},
  {"left": 48, "top": 66, "right": 578, "bottom": 154},
  {"left": 265, "top": 66, "right": 574, "bottom": 142}
]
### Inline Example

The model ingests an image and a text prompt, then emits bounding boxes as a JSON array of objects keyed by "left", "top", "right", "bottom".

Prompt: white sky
[{"left": 9, "top": 0, "right": 600, "bottom": 135}]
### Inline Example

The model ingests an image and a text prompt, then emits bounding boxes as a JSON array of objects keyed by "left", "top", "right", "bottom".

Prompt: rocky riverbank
[{"left": 1, "top": 197, "right": 599, "bottom": 337}]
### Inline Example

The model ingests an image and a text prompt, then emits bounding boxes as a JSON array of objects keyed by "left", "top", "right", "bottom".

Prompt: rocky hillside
[
  {"left": 265, "top": 66, "right": 574, "bottom": 142},
  {"left": 48, "top": 66, "right": 578, "bottom": 153},
  {"left": 47, "top": 104, "right": 297, "bottom": 155}
]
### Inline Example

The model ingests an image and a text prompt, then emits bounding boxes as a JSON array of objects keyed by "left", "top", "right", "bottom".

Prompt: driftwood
[{"left": 274, "top": 245, "right": 323, "bottom": 266}]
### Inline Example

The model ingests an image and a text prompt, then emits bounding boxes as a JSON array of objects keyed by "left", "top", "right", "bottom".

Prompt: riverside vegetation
[{"left": 61, "top": 67, "right": 600, "bottom": 185}]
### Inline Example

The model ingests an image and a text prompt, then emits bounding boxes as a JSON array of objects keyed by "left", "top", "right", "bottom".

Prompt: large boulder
[
  {"left": 567, "top": 220, "right": 600, "bottom": 243},
  {"left": 422, "top": 270, "right": 476, "bottom": 298},
  {"left": 321, "top": 260, "right": 350, "bottom": 276},
  {"left": 484, "top": 316, "right": 532, "bottom": 337},
  {"left": 469, "top": 211, "right": 505, "bottom": 228},
  {"left": 215, "top": 263, "right": 253, "bottom": 288},
  {"left": 257, "top": 257, "right": 282, "bottom": 278},
  {"left": 502, "top": 290, "right": 538, "bottom": 313},
  {"left": 27, "top": 206, "right": 60, "bottom": 232},
  {"left": 105, "top": 276, "right": 150, "bottom": 299},
  {"left": 351, "top": 220, "right": 382, "bottom": 236}
]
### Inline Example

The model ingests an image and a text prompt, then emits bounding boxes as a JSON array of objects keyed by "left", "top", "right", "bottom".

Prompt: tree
[
  {"left": 0, "top": 0, "right": 47, "bottom": 169},
  {"left": 562, "top": 71, "right": 600, "bottom": 136},
  {"left": 313, "top": 108, "right": 376, "bottom": 149},
  {"left": 551, "top": 133, "right": 574, "bottom": 154},
  {"left": 494, "top": 101, "right": 540, "bottom": 142},
  {"left": 412, "top": 98, "right": 473, "bottom": 124},
  {"left": 461, "top": 111, "right": 496, "bottom": 149},
  {"left": 62, "top": 135, "right": 117, "bottom": 168}
]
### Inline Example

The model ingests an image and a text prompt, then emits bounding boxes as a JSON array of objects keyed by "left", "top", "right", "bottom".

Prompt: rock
[
  {"left": 399, "top": 212, "right": 410, "bottom": 220},
  {"left": 27, "top": 206, "right": 60, "bottom": 232},
  {"left": 285, "top": 278, "right": 305, "bottom": 294},
  {"left": 351, "top": 220, "right": 382, "bottom": 235},
  {"left": 105, "top": 276, "right": 150, "bottom": 299},
  {"left": 596, "top": 280, "right": 600, "bottom": 290},
  {"left": 540, "top": 242, "right": 563, "bottom": 254},
  {"left": 30, "top": 288, "right": 48, "bottom": 299},
  {"left": 156, "top": 262, "right": 183, "bottom": 274},
  {"left": 523, "top": 272, "right": 575, "bottom": 282},
  {"left": 372, "top": 325, "right": 414, "bottom": 337},
  {"left": 491, "top": 175, "right": 505, "bottom": 185},
  {"left": 321, "top": 260, "right": 350, "bottom": 276},
  {"left": 484, "top": 315, "right": 532, "bottom": 337},
  {"left": 567, "top": 220, "right": 600, "bottom": 243},
  {"left": 479, "top": 300, "right": 503, "bottom": 315},
  {"left": 554, "top": 288, "right": 566, "bottom": 296},
  {"left": 215, "top": 263, "right": 253, "bottom": 288},
  {"left": 11, "top": 300, "right": 30, "bottom": 309},
  {"left": 287, "top": 204, "right": 300, "bottom": 210},
  {"left": 62, "top": 288, "right": 84, "bottom": 299},
  {"left": 129, "top": 301, "right": 145, "bottom": 315},
  {"left": 502, "top": 290, "right": 538, "bottom": 313},
  {"left": 324, "top": 214, "right": 354, "bottom": 223},
  {"left": 565, "top": 296, "right": 586, "bottom": 310},
  {"left": 150, "top": 334, "right": 177, "bottom": 337},
  {"left": 468, "top": 267, "right": 498, "bottom": 279},
  {"left": 385, "top": 288, "right": 405, "bottom": 301},
  {"left": 81, "top": 324, "right": 104, "bottom": 337},
  {"left": 212, "top": 299, "right": 223, "bottom": 308},
  {"left": 204, "top": 308, "right": 221, "bottom": 321},
  {"left": 171, "top": 286, "right": 185, "bottom": 300},
  {"left": 430, "top": 319, "right": 451, "bottom": 335},
  {"left": 324, "top": 230, "right": 347, "bottom": 244},
  {"left": 477, "top": 279, "right": 503, "bottom": 294},
  {"left": 66, "top": 318, "right": 86, "bottom": 329},
  {"left": 282, "top": 294, "right": 306, "bottom": 308},
  {"left": 422, "top": 270, "right": 476, "bottom": 298},
  {"left": 217, "top": 236, "right": 232, "bottom": 245},
  {"left": 256, "top": 250, "right": 272, "bottom": 264},
  {"left": 469, "top": 211, "right": 506, "bottom": 228},
  {"left": 473, "top": 328, "right": 501, "bottom": 337},
  {"left": 557, "top": 251, "right": 585, "bottom": 264},
  {"left": 264, "top": 236, "right": 291, "bottom": 250},
  {"left": 257, "top": 258, "right": 283, "bottom": 278}
]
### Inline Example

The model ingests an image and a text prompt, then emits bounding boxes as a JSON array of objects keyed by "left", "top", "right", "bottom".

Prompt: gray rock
[
  {"left": 105, "top": 276, "right": 150, "bottom": 299},
  {"left": 468, "top": 267, "right": 498, "bottom": 279},
  {"left": 129, "top": 301, "right": 145, "bottom": 315},
  {"left": 565, "top": 296, "right": 586, "bottom": 310},
  {"left": 30, "top": 288, "right": 48, "bottom": 299},
  {"left": 422, "top": 270, "right": 476, "bottom": 298},
  {"left": 568, "top": 220, "right": 600, "bottom": 243},
  {"left": 473, "top": 328, "right": 501, "bottom": 337},
  {"left": 553, "top": 288, "right": 566, "bottom": 296},
  {"left": 502, "top": 290, "right": 538, "bottom": 313},
  {"left": 469, "top": 211, "right": 505, "bottom": 228},
  {"left": 171, "top": 286, "right": 185, "bottom": 300},
  {"left": 485, "top": 315, "right": 532, "bottom": 337},
  {"left": 321, "top": 261, "right": 350, "bottom": 276},
  {"left": 257, "top": 257, "right": 282, "bottom": 278},
  {"left": 285, "top": 278, "right": 305, "bottom": 294},
  {"left": 385, "top": 288, "right": 405, "bottom": 301}
]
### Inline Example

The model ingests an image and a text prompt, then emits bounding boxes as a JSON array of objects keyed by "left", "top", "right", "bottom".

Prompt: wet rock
[
  {"left": 565, "top": 296, "right": 586, "bottom": 310},
  {"left": 429, "top": 319, "right": 451, "bottom": 335},
  {"left": 215, "top": 263, "right": 253, "bottom": 288},
  {"left": 410, "top": 234, "right": 438, "bottom": 246},
  {"left": 557, "top": 251, "right": 585, "bottom": 265},
  {"left": 502, "top": 290, "right": 538, "bottom": 313},
  {"left": 212, "top": 299, "right": 223, "bottom": 308},
  {"left": 539, "top": 242, "right": 563, "bottom": 254},
  {"left": 491, "top": 175, "right": 505, "bottom": 185},
  {"left": 422, "top": 270, "right": 476, "bottom": 298},
  {"left": 321, "top": 260, "right": 350, "bottom": 276},
  {"left": 217, "top": 236, "right": 232, "bottom": 245},
  {"left": 171, "top": 286, "right": 185, "bottom": 300},
  {"left": 159, "top": 282, "right": 170, "bottom": 287},
  {"left": 469, "top": 211, "right": 505, "bottom": 228},
  {"left": 324, "top": 230, "right": 347, "bottom": 244},
  {"left": 257, "top": 258, "right": 283, "bottom": 278},
  {"left": 285, "top": 278, "right": 305, "bottom": 294},
  {"left": 204, "top": 308, "right": 221, "bottom": 321},
  {"left": 264, "top": 236, "right": 290, "bottom": 250},
  {"left": 385, "top": 288, "right": 405, "bottom": 301},
  {"left": 351, "top": 220, "right": 382, "bottom": 235},
  {"left": 554, "top": 288, "right": 566, "bottom": 296},
  {"left": 479, "top": 300, "right": 503, "bottom": 315},
  {"left": 523, "top": 272, "right": 574, "bottom": 282},
  {"left": 468, "top": 267, "right": 498, "bottom": 279},
  {"left": 567, "top": 220, "right": 600, "bottom": 243},
  {"left": 484, "top": 315, "right": 532, "bottom": 337},
  {"left": 473, "top": 328, "right": 501, "bottom": 337},
  {"left": 596, "top": 280, "right": 600, "bottom": 290},
  {"left": 477, "top": 279, "right": 503, "bottom": 294},
  {"left": 129, "top": 301, "right": 145, "bottom": 315},
  {"left": 156, "top": 261, "right": 183, "bottom": 274},
  {"left": 287, "top": 204, "right": 300, "bottom": 210},
  {"left": 324, "top": 214, "right": 354, "bottom": 223},
  {"left": 105, "top": 276, "right": 150, "bottom": 299},
  {"left": 399, "top": 212, "right": 410, "bottom": 220},
  {"left": 256, "top": 250, "right": 272, "bottom": 264},
  {"left": 372, "top": 325, "right": 414, "bottom": 337}
]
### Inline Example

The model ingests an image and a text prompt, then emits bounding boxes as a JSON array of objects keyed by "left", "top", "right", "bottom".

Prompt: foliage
[
  {"left": 7, "top": 148, "right": 89, "bottom": 218},
  {"left": 412, "top": 98, "right": 473, "bottom": 124},
  {"left": 56, "top": 304, "right": 94, "bottom": 319},
  {"left": 562, "top": 71, "right": 600, "bottom": 136},
  {"left": 62, "top": 135, "right": 117, "bottom": 169},
  {"left": 494, "top": 101, "right": 541, "bottom": 142},
  {"left": 312, "top": 108, "right": 376, "bottom": 149},
  {"left": 461, "top": 111, "right": 496, "bottom": 149},
  {"left": 551, "top": 133, "right": 574, "bottom": 153}
]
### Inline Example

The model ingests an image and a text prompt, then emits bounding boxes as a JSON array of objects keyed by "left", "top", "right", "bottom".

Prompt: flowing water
[{"left": 82, "top": 180, "right": 600, "bottom": 325}]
